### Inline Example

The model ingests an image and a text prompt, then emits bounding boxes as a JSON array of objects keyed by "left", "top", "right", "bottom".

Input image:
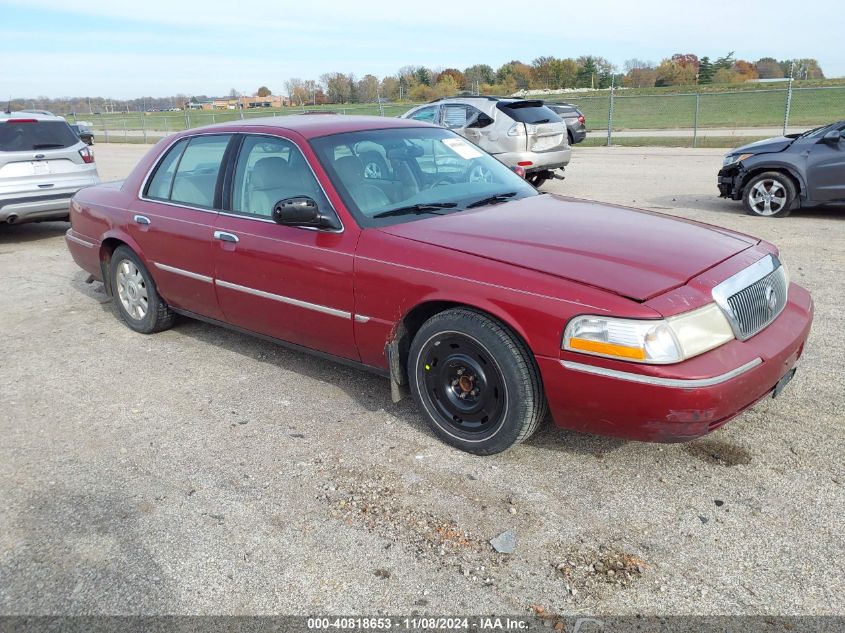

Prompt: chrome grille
[{"left": 712, "top": 255, "right": 788, "bottom": 341}]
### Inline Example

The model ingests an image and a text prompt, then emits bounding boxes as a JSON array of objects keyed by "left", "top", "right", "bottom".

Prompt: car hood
[
  {"left": 379, "top": 194, "right": 758, "bottom": 301},
  {"left": 731, "top": 135, "right": 795, "bottom": 155}
]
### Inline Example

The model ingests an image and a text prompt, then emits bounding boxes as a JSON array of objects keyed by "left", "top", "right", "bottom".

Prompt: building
[{"left": 185, "top": 95, "right": 289, "bottom": 110}]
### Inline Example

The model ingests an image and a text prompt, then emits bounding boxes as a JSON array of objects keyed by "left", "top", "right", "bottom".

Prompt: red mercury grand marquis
[{"left": 65, "top": 116, "right": 813, "bottom": 454}]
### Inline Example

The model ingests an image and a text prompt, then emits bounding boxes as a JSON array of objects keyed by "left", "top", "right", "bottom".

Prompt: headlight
[
  {"left": 723, "top": 152, "right": 754, "bottom": 167},
  {"left": 563, "top": 303, "right": 735, "bottom": 364}
]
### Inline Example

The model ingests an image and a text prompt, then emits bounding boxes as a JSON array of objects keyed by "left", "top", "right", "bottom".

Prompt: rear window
[
  {"left": 0, "top": 120, "right": 80, "bottom": 152},
  {"left": 496, "top": 101, "right": 562, "bottom": 124}
]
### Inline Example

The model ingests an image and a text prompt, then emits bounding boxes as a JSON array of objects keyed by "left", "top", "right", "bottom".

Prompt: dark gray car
[
  {"left": 547, "top": 103, "right": 587, "bottom": 144},
  {"left": 718, "top": 120, "right": 845, "bottom": 217}
]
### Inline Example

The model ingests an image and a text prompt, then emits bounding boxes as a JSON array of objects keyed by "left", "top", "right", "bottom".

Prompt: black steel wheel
[
  {"left": 419, "top": 333, "right": 506, "bottom": 436},
  {"left": 408, "top": 308, "right": 546, "bottom": 454}
]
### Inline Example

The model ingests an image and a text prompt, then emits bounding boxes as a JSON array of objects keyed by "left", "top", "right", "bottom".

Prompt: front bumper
[
  {"left": 494, "top": 147, "right": 572, "bottom": 172},
  {"left": 537, "top": 284, "right": 813, "bottom": 442},
  {"left": 717, "top": 165, "right": 743, "bottom": 199}
]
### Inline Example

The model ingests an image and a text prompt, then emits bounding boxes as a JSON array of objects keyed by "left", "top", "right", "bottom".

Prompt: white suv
[
  {"left": 402, "top": 97, "right": 571, "bottom": 186},
  {"left": 1, "top": 111, "right": 100, "bottom": 225}
]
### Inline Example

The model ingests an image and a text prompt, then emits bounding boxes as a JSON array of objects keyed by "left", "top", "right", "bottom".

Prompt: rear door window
[
  {"left": 408, "top": 106, "right": 438, "bottom": 123},
  {"left": 145, "top": 139, "right": 189, "bottom": 200},
  {"left": 0, "top": 120, "right": 80, "bottom": 151},
  {"left": 169, "top": 135, "right": 232, "bottom": 209},
  {"left": 496, "top": 101, "right": 562, "bottom": 124}
]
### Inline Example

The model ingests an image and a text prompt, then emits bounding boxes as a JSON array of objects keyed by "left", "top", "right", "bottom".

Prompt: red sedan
[{"left": 66, "top": 116, "right": 813, "bottom": 454}]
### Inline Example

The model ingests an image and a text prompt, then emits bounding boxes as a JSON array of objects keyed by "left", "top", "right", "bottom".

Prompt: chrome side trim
[
  {"left": 560, "top": 357, "right": 763, "bottom": 388},
  {"left": 354, "top": 314, "right": 371, "bottom": 323},
  {"left": 153, "top": 262, "right": 213, "bottom": 283},
  {"left": 216, "top": 279, "right": 351, "bottom": 319},
  {"left": 66, "top": 233, "right": 96, "bottom": 249}
]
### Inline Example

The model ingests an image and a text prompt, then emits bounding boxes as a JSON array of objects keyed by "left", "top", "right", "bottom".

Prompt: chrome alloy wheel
[
  {"left": 747, "top": 179, "right": 787, "bottom": 216},
  {"left": 115, "top": 258, "right": 149, "bottom": 320}
]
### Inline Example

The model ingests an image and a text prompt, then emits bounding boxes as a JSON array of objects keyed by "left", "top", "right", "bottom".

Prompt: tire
[
  {"left": 407, "top": 308, "right": 546, "bottom": 455},
  {"left": 567, "top": 130, "right": 574, "bottom": 146},
  {"left": 526, "top": 173, "right": 548, "bottom": 188},
  {"left": 109, "top": 245, "right": 176, "bottom": 334},
  {"left": 742, "top": 172, "right": 795, "bottom": 218}
]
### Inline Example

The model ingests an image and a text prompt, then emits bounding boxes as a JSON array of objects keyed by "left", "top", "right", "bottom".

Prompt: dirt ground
[{"left": 1, "top": 144, "right": 843, "bottom": 616}]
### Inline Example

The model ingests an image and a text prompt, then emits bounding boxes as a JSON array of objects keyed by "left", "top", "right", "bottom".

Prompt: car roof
[
  {"left": 0, "top": 111, "right": 67, "bottom": 122},
  {"left": 185, "top": 114, "right": 433, "bottom": 139}
]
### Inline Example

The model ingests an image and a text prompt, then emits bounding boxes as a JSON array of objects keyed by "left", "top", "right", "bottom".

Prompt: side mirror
[
  {"left": 820, "top": 129, "right": 843, "bottom": 144},
  {"left": 272, "top": 197, "right": 340, "bottom": 230}
]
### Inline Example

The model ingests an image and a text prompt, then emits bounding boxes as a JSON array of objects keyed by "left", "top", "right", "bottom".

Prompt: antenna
[{"left": 4, "top": 96, "right": 11, "bottom": 114}]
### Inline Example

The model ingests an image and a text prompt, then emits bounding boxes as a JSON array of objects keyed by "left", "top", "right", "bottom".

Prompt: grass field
[
  {"left": 571, "top": 87, "right": 845, "bottom": 130},
  {"left": 72, "top": 85, "right": 845, "bottom": 145}
]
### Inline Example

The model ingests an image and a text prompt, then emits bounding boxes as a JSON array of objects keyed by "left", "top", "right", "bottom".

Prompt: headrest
[
  {"left": 334, "top": 155, "right": 364, "bottom": 184},
  {"left": 251, "top": 157, "right": 289, "bottom": 189}
]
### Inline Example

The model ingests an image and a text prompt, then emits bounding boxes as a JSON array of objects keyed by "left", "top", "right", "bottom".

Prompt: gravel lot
[{"left": 1, "top": 144, "right": 843, "bottom": 616}]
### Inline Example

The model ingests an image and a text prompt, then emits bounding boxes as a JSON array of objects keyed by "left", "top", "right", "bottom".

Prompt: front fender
[{"left": 739, "top": 157, "right": 807, "bottom": 200}]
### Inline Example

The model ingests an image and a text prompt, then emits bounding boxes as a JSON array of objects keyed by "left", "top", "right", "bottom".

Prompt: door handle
[
  {"left": 133, "top": 214, "right": 151, "bottom": 225},
  {"left": 213, "top": 230, "right": 239, "bottom": 243}
]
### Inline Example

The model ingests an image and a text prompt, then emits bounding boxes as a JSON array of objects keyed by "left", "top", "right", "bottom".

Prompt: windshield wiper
[
  {"left": 372, "top": 202, "right": 457, "bottom": 219},
  {"left": 32, "top": 143, "right": 65, "bottom": 149},
  {"left": 465, "top": 192, "right": 518, "bottom": 209}
]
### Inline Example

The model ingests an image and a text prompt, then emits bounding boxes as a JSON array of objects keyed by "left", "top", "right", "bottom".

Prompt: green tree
[
  {"left": 463, "top": 64, "right": 495, "bottom": 92},
  {"left": 698, "top": 57, "right": 714, "bottom": 84},
  {"left": 414, "top": 67, "right": 432, "bottom": 87},
  {"left": 714, "top": 52, "right": 736, "bottom": 71},
  {"left": 576, "top": 57, "right": 598, "bottom": 88}
]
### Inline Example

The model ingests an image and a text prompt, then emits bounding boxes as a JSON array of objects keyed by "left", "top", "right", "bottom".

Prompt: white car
[
  {"left": 1, "top": 111, "right": 100, "bottom": 224},
  {"left": 401, "top": 97, "right": 571, "bottom": 187}
]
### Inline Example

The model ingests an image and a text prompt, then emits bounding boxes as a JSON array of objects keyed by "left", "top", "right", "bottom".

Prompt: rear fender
[{"left": 98, "top": 229, "right": 152, "bottom": 295}]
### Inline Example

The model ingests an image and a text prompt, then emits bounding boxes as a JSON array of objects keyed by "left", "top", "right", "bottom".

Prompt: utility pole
[{"left": 783, "top": 61, "right": 795, "bottom": 135}]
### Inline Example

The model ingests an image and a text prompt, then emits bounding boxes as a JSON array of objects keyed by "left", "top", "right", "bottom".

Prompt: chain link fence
[
  {"left": 68, "top": 86, "right": 845, "bottom": 147},
  {"left": 568, "top": 85, "right": 844, "bottom": 146}
]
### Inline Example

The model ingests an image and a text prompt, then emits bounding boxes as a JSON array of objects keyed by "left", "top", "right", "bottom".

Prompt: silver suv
[
  {"left": 401, "top": 97, "right": 571, "bottom": 186},
  {"left": 1, "top": 111, "right": 100, "bottom": 225}
]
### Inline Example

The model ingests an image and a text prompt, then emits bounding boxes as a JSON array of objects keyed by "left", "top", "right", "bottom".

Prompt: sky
[{"left": 2, "top": 0, "right": 844, "bottom": 99}]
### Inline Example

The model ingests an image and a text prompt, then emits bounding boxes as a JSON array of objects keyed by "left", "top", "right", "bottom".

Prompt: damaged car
[
  {"left": 718, "top": 120, "right": 845, "bottom": 217},
  {"left": 401, "top": 97, "right": 571, "bottom": 187},
  {"left": 66, "top": 116, "right": 812, "bottom": 454}
]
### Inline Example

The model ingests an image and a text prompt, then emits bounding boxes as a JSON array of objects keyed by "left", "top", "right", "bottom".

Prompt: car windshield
[
  {"left": 0, "top": 119, "right": 80, "bottom": 151},
  {"left": 309, "top": 127, "right": 538, "bottom": 226},
  {"left": 799, "top": 121, "right": 844, "bottom": 139}
]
